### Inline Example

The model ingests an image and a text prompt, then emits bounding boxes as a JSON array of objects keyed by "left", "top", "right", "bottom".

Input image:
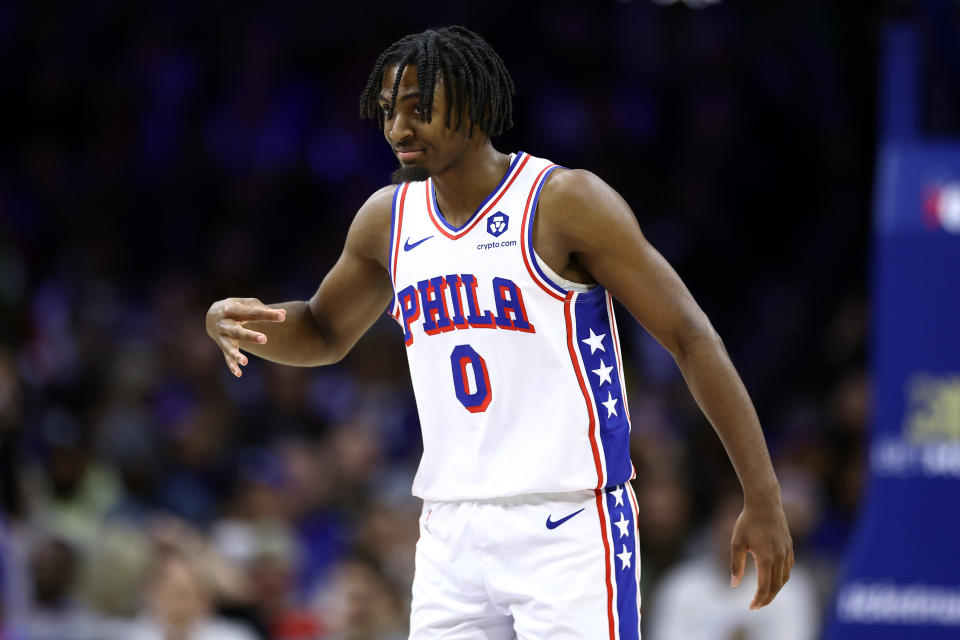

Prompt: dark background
[{"left": 1, "top": 1, "right": 957, "bottom": 638}]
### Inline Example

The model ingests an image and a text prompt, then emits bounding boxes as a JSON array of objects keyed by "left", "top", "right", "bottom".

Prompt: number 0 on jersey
[{"left": 449, "top": 344, "right": 492, "bottom": 413}]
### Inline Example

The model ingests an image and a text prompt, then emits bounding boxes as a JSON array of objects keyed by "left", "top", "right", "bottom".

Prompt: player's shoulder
[
  {"left": 347, "top": 185, "right": 397, "bottom": 265},
  {"left": 349, "top": 184, "right": 397, "bottom": 236},
  {"left": 538, "top": 166, "right": 633, "bottom": 234},
  {"left": 355, "top": 184, "right": 397, "bottom": 225},
  {"left": 540, "top": 167, "right": 626, "bottom": 213},
  {"left": 541, "top": 167, "right": 609, "bottom": 197}
]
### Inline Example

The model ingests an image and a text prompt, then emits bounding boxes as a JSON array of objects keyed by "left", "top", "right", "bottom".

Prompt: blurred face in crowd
[
  {"left": 147, "top": 555, "right": 211, "bottom": 630},
  {"left": 380, "top": 64, "right": 476, "bottom": 184},
  {"left": 0, "top": 347, "right": 20, "bottom": 427},
  {"left": 46, "top": 446, "right": 89, "bottom": 497},
  {"left": 249, "top": 553, "right": 293, "bottom": 619},
  {"left": 30, "top": 539, "right": 77, "bottom": 608},
  {"left": 320, "top": 560, "right": 401, "bottom": 637},
  {"left": 636, "top": 474, "right": 691, "bottom": 550}
]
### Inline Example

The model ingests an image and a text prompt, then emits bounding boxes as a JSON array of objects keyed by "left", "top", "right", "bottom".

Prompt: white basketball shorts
[{"left": 409, "top": 482, "right": 642, "bottom": 639}]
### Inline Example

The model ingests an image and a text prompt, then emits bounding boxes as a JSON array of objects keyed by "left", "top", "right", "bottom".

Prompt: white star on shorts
[
  {"left": 617, "top": 544, "right": 633, "bottom": 570},
  {"left": 609, "top": 485, "right": 624, "bottom": 507}
]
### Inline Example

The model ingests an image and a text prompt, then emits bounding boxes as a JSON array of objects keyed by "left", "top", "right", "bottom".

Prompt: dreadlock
[{"left": 359, "top": 26, "right": 515, "bottom": 138}]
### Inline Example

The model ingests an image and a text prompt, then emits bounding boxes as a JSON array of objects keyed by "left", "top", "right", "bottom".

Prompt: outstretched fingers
[
  {"left": 222, "top": 349, "right": 244, "bottom": 378},
  {"left": 225, "top": 301, "right": 286, "bottom": 323},
  {"left": 217, "top": 319, "right": 269, "bottom": 344},
  {"left": 206, "top": 298, "right": 287, "bottom": 377},
  {"left": 216, "top": 335, "right": 247, "bottom": 377}
]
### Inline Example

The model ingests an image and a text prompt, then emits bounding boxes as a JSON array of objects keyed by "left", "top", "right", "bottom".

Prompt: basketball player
[{"left": 205, "top": 26, "right": 793, "bottom": 639}]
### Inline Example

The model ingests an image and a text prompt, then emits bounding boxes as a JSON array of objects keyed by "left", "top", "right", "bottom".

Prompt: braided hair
[{"left": 359, "top": 26, "right": 515, "bottom": 138}]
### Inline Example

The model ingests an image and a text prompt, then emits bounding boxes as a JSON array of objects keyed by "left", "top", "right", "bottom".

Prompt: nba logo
[
  {"left": 488, "top": 212, "right": 509, "bottom": 237},
  {"left": 923, "top": 181, "right": 960, "bottom": 234}
]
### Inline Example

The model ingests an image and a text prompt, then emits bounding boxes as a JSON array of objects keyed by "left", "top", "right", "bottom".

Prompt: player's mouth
[{"left": 396, "top": 148, "right": 424, "bottom": 163}]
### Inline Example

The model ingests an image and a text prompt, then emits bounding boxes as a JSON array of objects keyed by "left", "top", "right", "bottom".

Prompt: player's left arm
[{"left": 538, "top": 169, "right": 794, "bottom": 610}]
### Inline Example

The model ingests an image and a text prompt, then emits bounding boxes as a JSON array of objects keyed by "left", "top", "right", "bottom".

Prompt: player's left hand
[{"left": 729, "top": 502, "right": 794, "bottom": 610}]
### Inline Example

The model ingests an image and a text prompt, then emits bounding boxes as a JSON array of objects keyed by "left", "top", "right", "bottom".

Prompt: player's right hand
[{"left": 205, "top": 297, "right": 286, "bottom": 378}]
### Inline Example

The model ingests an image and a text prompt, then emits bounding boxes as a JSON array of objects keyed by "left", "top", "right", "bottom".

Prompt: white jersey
[{"left": 388, "top": 152, "right": 635, "bottom": 501}]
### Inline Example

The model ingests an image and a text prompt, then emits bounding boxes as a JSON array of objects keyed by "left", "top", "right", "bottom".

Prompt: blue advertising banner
[{"left": 824, "top": 26, "right": 960, "bottom": 640}]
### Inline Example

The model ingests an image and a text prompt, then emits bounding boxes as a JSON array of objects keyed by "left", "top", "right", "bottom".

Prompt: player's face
[{"left": 379, "top": 64, "right": 472, "bottom": 183}]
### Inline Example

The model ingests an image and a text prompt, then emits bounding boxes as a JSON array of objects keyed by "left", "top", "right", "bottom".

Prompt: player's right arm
[{"left": 205, "top": 186, "right": 396, "bottom": 377}]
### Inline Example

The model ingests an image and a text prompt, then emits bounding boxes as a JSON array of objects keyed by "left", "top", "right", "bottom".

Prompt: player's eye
[
  {"left": 380, "top": 103, "right": 394, "bottom": 119},
  {"left": 413, "top": 103, "right": 423, "bottom": 116}
]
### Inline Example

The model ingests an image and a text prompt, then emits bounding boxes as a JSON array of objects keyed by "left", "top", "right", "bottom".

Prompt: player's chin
[{"left": 391, "top": 164, "right": 432, "bottom": 184}]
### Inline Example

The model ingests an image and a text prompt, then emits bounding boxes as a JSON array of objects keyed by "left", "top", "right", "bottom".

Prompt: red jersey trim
[
  {"left": 595, "top": 489, "right": 617, "bottom": 640},
  {"left": 425, "top": 153, "right": 532, "bottom": 240},
  {"left": 521, "top": 164, "right": 566, "bottom": 301},
  {"left": 565, "top": 291, "right": 606, "bottom": 490}
]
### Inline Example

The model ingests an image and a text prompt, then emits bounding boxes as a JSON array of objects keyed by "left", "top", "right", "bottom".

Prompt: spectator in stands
[
  {"left": 126, "top": 549, "right": 258, "bottom": 640},
  {"left": 11, "top": 537, "right": 105, "bottom": 640}
]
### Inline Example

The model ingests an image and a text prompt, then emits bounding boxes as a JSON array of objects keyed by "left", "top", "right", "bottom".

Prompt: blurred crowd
[{"left": 0, "top": 0, "right": 917, "bottom": 638}]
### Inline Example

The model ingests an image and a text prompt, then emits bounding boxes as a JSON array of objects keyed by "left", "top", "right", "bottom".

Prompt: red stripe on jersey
[
  {"left": 520, "top": 164, "right": 565, "bottom": 301},
  {"left": 391, "top": 183, "right": 410, "bottom": 287},
  {"left": 626, "top": 482, "right": 643, "bottom": 619},
  {"left": 565, "top": 292, "right": 605, "bottom": 490},
  {"left": 595, "top": 489, "right": 616, "bottom": 640},
  {"left": 606, "top": 293, "right": 632, "bottom": 431},
  {"left": 426, "top": 154, "right": 532, "bottom": 239}
]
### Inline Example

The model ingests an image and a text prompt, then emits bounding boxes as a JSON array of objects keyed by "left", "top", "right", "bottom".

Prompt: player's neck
[{"left": 432, "top": 144, "right": 511, "bottom": 228}]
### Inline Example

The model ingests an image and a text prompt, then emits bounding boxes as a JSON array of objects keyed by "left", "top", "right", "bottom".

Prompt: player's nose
[{"left": 387, "top": 112, "right": 414, "bottom": 144}]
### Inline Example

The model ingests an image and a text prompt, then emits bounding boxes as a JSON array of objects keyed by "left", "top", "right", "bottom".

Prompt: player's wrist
[{"left": 741, "top": 481, "right": 783, "bottom": 512}]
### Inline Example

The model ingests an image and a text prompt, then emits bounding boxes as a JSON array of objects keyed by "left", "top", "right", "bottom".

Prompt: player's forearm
[
  {"left": 242, "top": 300, "right": 336, "bottom": 367},
  {"left": 672, "top": 328, "right": 782, "bottom": 508}
]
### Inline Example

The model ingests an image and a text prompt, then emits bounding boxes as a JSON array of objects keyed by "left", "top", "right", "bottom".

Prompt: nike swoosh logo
[
  {"left": 545, "top": 508, "right": 585, "bottom": 530},
  {"left": 403, "top": 235, "right": 433, "bottom": 251}
]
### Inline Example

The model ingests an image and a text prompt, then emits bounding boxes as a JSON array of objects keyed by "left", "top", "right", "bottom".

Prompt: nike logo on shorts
[
  {"left": 545, "top": 508, "right": 585, "bottom": 529},
  {"left": 404, "top": 235, "right": 433, "bottom": 251}
]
